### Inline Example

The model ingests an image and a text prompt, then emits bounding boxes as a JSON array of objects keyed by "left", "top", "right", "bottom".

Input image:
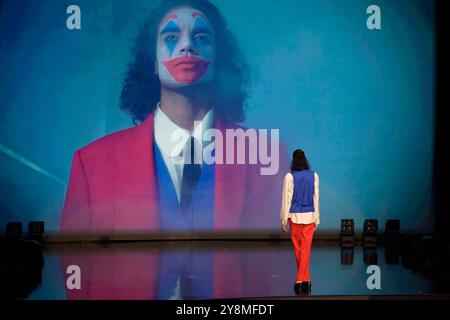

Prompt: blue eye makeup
[
  {"left": 159, "top": 17, "right": 213, "bottom": 58},
  {"left": 160, "top": 21, "right": 181, "bottom": 57},
  {"left": 193, "top": 19, "right": 212, "bottom": 48},
  {"left": 192, "top": 18, "right": 212, "bottom": 37},
  {"left": 160, "top": 20, "right": 181, "bottom": 35}
]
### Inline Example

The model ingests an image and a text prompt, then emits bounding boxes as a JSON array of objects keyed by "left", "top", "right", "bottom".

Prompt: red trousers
[{"left": 289, "top": 220, "right": 315, "bottom": 282}]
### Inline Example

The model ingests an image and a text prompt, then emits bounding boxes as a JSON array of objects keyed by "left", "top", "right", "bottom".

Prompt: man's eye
[
  {"left": 194, "top": 34, "right": 210, "bottom": 42},
  {"left": 165, "top": 35, "right": 178, "bottom": 41}
]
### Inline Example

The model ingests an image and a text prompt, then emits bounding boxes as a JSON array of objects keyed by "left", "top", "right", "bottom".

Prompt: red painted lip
[
  {"left": 163, "top": 56, "right": 210, "bottom": 83},
  {"left": 174, "top": 57, "right": 198, "bottom": 67}
]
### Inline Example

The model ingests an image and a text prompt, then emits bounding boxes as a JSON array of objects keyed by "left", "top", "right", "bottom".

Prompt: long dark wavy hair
[
  {"left": 291, "top": 149, "right": 311, "bottom": 171},
  {"left": 120, "top": 0, "right": 249, "bottom": 124}
]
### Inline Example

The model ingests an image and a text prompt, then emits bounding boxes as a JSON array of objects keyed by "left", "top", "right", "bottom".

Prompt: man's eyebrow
[
  {"left": 191, "top": 12, "right": 204, "bottom": 18},
  {"left": 160, "top": 20, "right": 181, "bottom": 35},
  {"left": 161, "top": 14, "right": 177, "bottom": 26}
]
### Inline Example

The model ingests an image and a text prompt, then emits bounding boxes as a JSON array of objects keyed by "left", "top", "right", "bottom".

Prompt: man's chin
[{"left": 161, "top": 80, "right": 212, "bottom": 91}]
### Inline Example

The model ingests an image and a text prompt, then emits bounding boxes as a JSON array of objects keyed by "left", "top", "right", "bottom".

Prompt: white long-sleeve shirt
[{"left": 280, "top": 172, "right": 320, "bottom": 226}]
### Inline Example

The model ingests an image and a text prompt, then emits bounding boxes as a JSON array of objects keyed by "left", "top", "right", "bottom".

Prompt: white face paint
[{"left": 156, "top": 6, "right": 215, "bottom": 88}]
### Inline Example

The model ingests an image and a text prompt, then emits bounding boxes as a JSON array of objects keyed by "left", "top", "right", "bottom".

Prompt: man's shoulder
[
  {"left": 215, "top": 116, "right": 245, "bottom": 131},
  {"left": 76, "top": 115, "right": 153, "bottom": 158},
  {"left": 78, "top": 126, "right": 137, "bottom": 154}
]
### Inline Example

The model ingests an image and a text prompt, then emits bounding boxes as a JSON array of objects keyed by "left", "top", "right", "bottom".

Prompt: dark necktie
[{"left": 180, "top": 137, "right": 202, "bottom": 213}]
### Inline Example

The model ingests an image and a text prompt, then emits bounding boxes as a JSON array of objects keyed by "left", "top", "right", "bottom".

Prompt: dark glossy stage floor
[{"left": 19, "top": 239, "right": 449, "bottom": 300}]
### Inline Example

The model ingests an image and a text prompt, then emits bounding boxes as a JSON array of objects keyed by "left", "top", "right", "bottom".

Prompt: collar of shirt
[{"left": 154, "top": 103, "right": 214, "bottom": 161}]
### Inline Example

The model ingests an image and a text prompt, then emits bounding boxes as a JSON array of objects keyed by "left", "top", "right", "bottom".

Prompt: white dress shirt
[
  {"left": 154, "top": 103, "right": 214, "bottom": 202},
  {"left": 280, "top": 172, "right": 320, "bottom": 226}
]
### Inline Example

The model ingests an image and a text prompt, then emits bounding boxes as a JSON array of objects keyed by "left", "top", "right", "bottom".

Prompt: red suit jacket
[{"left": 60, "top": 112, "right": 288, "bottom": 233}]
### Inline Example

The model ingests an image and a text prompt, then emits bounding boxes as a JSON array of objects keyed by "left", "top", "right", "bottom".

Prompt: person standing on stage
[{"left": 280, "top": 149, "right": 320, "bottom": 295}]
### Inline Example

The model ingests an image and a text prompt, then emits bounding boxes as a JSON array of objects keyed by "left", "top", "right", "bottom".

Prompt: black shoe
[
  {"left": 293, "top": 282, "right": 301, "bottom": 295},
  {"left": 300, "top": 282, "right": 311, "bottom": 295}
]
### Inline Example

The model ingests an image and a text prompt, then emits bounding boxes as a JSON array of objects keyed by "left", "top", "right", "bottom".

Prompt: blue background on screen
[{"left": 0, "top": 0, "right": 435, "bottom": 233}]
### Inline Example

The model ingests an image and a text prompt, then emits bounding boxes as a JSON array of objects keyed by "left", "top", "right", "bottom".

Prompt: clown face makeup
[{"left": 156, "top": 6, "right": 215, "bottom": 88}]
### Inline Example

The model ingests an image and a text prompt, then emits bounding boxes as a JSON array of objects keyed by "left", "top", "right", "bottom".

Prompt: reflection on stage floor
[{"left": 13, "top": 239, "right": 448, "bottom": 300}]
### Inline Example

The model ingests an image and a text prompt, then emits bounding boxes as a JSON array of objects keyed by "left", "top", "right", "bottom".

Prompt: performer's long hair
[
  {"left": 291, "top": 149, "right": 311, "bottom": 171},
  {"left": 120, "top": 0, "right": 249, "bottom": 124}
]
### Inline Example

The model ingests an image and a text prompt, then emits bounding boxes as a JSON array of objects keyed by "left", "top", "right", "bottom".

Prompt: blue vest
[
  {"left": 153, "top": 140, "right": 215, "bottom": 230},
  {"left": 289, "top": 169, "right": 315, "bottom": 213}
]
